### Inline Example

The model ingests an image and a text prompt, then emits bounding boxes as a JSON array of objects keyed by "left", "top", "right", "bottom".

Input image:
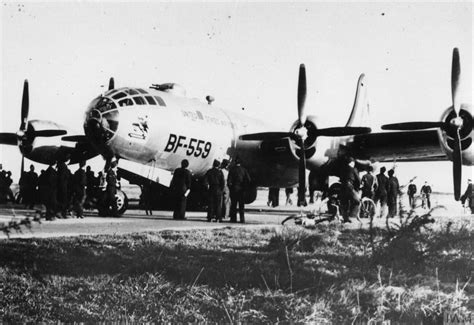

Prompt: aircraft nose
[{"left": 84, "top": 99, "right": 119, "bottom": 146}]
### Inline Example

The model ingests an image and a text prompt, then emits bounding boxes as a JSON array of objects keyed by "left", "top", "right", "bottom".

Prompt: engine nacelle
[
  {"left": 438, "top": 104, "right": 474, "bottom": 165},
  {"left": 24, "top": 120, "right": 71, "bottom": 165}
]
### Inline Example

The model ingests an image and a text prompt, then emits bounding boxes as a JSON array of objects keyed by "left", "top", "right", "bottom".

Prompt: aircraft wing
[{"left": 348, "top": 129, "right": 447, "bottom": 162}]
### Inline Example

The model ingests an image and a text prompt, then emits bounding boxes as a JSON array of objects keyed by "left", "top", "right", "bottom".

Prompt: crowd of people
[
  {"left": 169, "top": 157, "right": 251, "bottom": 223},
  {"left": 0, "top": 161, "right": 120, "bottom": 220}
]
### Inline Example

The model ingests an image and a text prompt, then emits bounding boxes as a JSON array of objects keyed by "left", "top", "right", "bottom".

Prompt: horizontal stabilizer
[{"left": 0, "top": 133, "right": 17, "bottom": 145}]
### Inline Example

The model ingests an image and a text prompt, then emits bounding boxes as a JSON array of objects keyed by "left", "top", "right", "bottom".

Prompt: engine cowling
[
  {"left": 24, "top": 120, "right": 71, "bottom": 164},
  {"left": 438, "top": 104, "right": 474, "bottom": 165}
]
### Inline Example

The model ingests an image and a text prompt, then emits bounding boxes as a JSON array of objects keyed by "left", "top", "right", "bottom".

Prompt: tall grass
[{"left": 0, "top": 215, "right": 472, "bottom": 323}]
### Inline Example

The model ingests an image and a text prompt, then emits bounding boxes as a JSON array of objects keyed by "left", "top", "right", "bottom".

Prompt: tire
[
  {"left": 359, "top": 197, "right": 376, "bottom": 219},
  {"left": 115, "top": 190, "right": 128, "bottom": 216}
]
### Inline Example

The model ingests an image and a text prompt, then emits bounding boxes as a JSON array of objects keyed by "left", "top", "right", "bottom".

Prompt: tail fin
[{"left": 345, "top": 74, "right": 371, "bottom": 127}]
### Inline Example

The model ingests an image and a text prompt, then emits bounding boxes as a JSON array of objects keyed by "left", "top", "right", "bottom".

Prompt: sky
[{"left": 0, "top": 1, "right": 472, "bottom": 192}]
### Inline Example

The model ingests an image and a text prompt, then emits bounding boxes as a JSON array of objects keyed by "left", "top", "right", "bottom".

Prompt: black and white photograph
[{"left": 0, "top": 1, "right": 472, "bottom": 323}]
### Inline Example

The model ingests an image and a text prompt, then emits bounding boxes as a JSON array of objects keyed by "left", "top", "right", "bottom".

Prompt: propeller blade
[
  {"left": 21, "top": 155, "right": 25, "bottom": 176},
  {"left": 315, "top": 126, "right": 371, "bottom": 137},
  {"left": 62, "top": 135, "right": 89, "bottom": 142},
  {"left": 108, "top": 77, "right": 115, "bottom": 91},
  {"left": 0, "top": 133, "right": 18, "bottom": 145},
  {"left": 452, "top": 128, "right": 462, "bottom": 201},
  {"left": 451, "top": 48, "right": 461, "bottom": 115},
  {"left": 20, "top": 80, "right": 29, "bottom": 131},
  {"left": 239, "top": 132, "right": 294, "bottom": 141},
  {"left": 297, "top": 64, "right": 307, "bottom": 126},
  {"left": 31, "top": 129, "right": 67, "bottom": 137},
  {"left": 297, "top": 137, "right": 307, "bottom": 207},
  {"left": 381, "top": 122, "right": 446, "bottom": 131}
]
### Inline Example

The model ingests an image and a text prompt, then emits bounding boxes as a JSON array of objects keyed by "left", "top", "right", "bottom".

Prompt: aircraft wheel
[
  {"left": 359, "top": 197, "right": 376, "bottom": 219},
  {"left": 115, "top": 190, "right": 128, "bottom": 216}
]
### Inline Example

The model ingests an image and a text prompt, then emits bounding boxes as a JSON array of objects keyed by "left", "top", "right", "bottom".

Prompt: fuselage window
[
  {"left": 145, "top": 96, "right": 157, "bottom": 105},
  {"left": 112, "top": 92, "right": 127, "bottom": 100},
  {"left": 125, "top": 89, "right": 139, "bottom": 95},
  {"left": 133, "top": 96, "right": 146, "bottom": 105},
  {"left": 137, "top": 88, "right": 148, "bottom": 94},
  {"left": 118, "top": 98, "right": 133, "bottom": 107},
  {"left": 96, "top": 97, "right": 116, "bottom": 111},
  {"left": 154, "top": 96, "right": 166, "bottom": 106}
]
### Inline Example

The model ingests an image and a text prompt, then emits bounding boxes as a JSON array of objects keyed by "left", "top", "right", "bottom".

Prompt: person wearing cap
[
  {"left": 420, "top": 181, "right": 432, "bottom": 209},
  {"left": 204, "top": 159, "right": 225, "bottom": 222},
  {"left": 339, "top": 157, "right": 360, "bottom": 223},
  {"left": 407, "top": 179, "right": 417, "bottom": 209},
  {"left": 220, "top": 159, "right": 230, "bottom": 219},
  {"left": 170, "top": 159, "right": 192, "bottom": 220},
  {"left": 72, "top": 160, "right": 87, "bottom": 219},
  {"left": 374, "top": 166, "right": 389, "bottom": 218},
  {"left": 387, "top": 169, "right": 400, "bottom": 218},
  {"left": 102, "top": 161, "right": 118, "bottom": 217},
  {"left": 461, "top": 179, "right": 474, "bottom": 214},
  {"left": 227, "top": 156, "right": 251, "bottom": 223},
  {"left": 361, "top": 166, "right": 377, "bottom": 200}
]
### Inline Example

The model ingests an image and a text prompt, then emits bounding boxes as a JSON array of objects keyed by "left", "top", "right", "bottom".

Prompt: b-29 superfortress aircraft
[{"left": 0, "top": 48, "right": 472, "bottom": 214}]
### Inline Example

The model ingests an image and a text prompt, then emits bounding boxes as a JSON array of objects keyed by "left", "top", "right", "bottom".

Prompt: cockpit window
[
  {"left": 112, "top": 92, "right": 127, "bottom": 100},
  {"left": 104, "top": 89, "right": 119, "bottom": 96},
  {"left": 125, "top": 89, "right": 139, "bottom": 95},
  {"left": 133, "top": 96, "right": 146, "bottom": 105},
  {"left": 145, "top": 96, "right": 156, "bottom": 105},
  {"left": 118, "top": 98, "right": 133, "bottom": 107},
  {"left": 137, "top": 88, "right": 148, "bottom": 94},
  {"left": 95, "top": 97, "right": 116, "bottom": 112},
  {"left": 154, "top": 96, "right": 166, "bottom": 106}
]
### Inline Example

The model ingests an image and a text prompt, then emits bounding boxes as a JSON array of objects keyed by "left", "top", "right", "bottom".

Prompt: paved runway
[{"left": 1, "top": 192, "right": 471, "bottom": 239}]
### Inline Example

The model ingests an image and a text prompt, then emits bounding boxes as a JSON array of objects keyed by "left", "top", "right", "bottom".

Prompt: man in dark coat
[
  {"left": 204, "top": 160, "right": 225, "bottom": 222},
  {"left": 103, "top": 161, "right": 118, "bottom": 217},
  {"left": 361, "top": 166, "right": 377, "bottom": 200},
  {"left": 21, "top": 165, "right": 38, "bottom": 208},
  {"left": 56, "top": 161, "right": 71, "bottom": 218},
  {"left": 407, "top": 180, "right": 417, "bottom": 209},
  {"left": 420, "top": 181, "right": 432, "bottom": 209},
  {"left": 44, "top": 164, "right": 58, "bottom": 220},
  {"left": 374, "top": 166, "right": 389, "bottom": 218},
  {"left": 339, "top": 157, "right": 360, "bottom": 223},
  {"left": 461, "top": 179, "right": 474, "bottom": 214},
  {"left": 227, "top": 157, "right": 251, "bottom": 223},
  {"left": 170, "top": 159, "right": 192, "bottom": 220},
  {"left": 72, "top": 160, "right": 87, "bottom": 218},
  {"left": 387, "top": 169, "right": 400, "bottom": 218}
]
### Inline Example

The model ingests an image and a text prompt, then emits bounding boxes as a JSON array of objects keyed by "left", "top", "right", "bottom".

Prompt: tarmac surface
[{"left": 0, "top": 191, "right": 472, "bottom": 239}]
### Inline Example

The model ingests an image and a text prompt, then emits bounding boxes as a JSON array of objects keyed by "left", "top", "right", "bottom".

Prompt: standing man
[
  {"left": 420, "top": 181, "right": 432, "bottom": 209},
  {"left": 103, "top": 161, "right": 119, "bottom": 217},
  {"left": 461, "top": 179, "right": 474, "bottom": 214},
  {"left": 72, "top": 160, "right": 87, "bottom": 219},
  {"left": 374, "top": 167, "right": 389, "bottom": 218},
  {"left": 228, "top": 157, "right": 251, "bottom": 223},
  {"left": 44, "top": 163, "right": 58, "bottom": 220},
  {"left": 339, "top": 157, "right": 361, "bottom": 223},
  {"left": 308, "top": 170, "right": 318, "bottom": 204},
  {"left": 361, "top": 166, "right": 377, "bottom": 200},
  {"left": 387, "top": 169, "right": 400, "bottom": 218},
  {"left": 407, "top": 180, "right": 417, "bottom": 209},
  {"left": 220, "top": 159, "right": 230, "bottom": 219},
  {"left": 170, "top": 159, "right": 192, "bottom": 220},
  {"left": 56, "top": 161, "right": 71, "bottom": 218},
  {"left": 204, "top": 160, "right": 225, "bottom": 222},
  {"left": 22, "top": 165, "right": 38, "bottom": 208}
]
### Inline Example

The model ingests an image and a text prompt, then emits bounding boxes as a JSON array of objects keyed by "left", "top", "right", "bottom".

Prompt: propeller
[
  {"left": 381, "top": 48, "right": 467, "bottom": 200},
  {"left": 239, "top": 64, "right": 371, "bottom": 206}
]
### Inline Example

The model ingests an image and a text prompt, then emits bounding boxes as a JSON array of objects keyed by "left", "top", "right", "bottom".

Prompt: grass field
[{"left": 0, "top": 213, "right": 473, "bottom": 323}]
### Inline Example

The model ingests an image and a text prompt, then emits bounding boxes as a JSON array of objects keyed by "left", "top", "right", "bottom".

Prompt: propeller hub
[
  {"left": 450, "top": 116, "right": 463, "bottom": 129},
  {"left": 294, "top": 126, "right": 308, "bottom": 140}
]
